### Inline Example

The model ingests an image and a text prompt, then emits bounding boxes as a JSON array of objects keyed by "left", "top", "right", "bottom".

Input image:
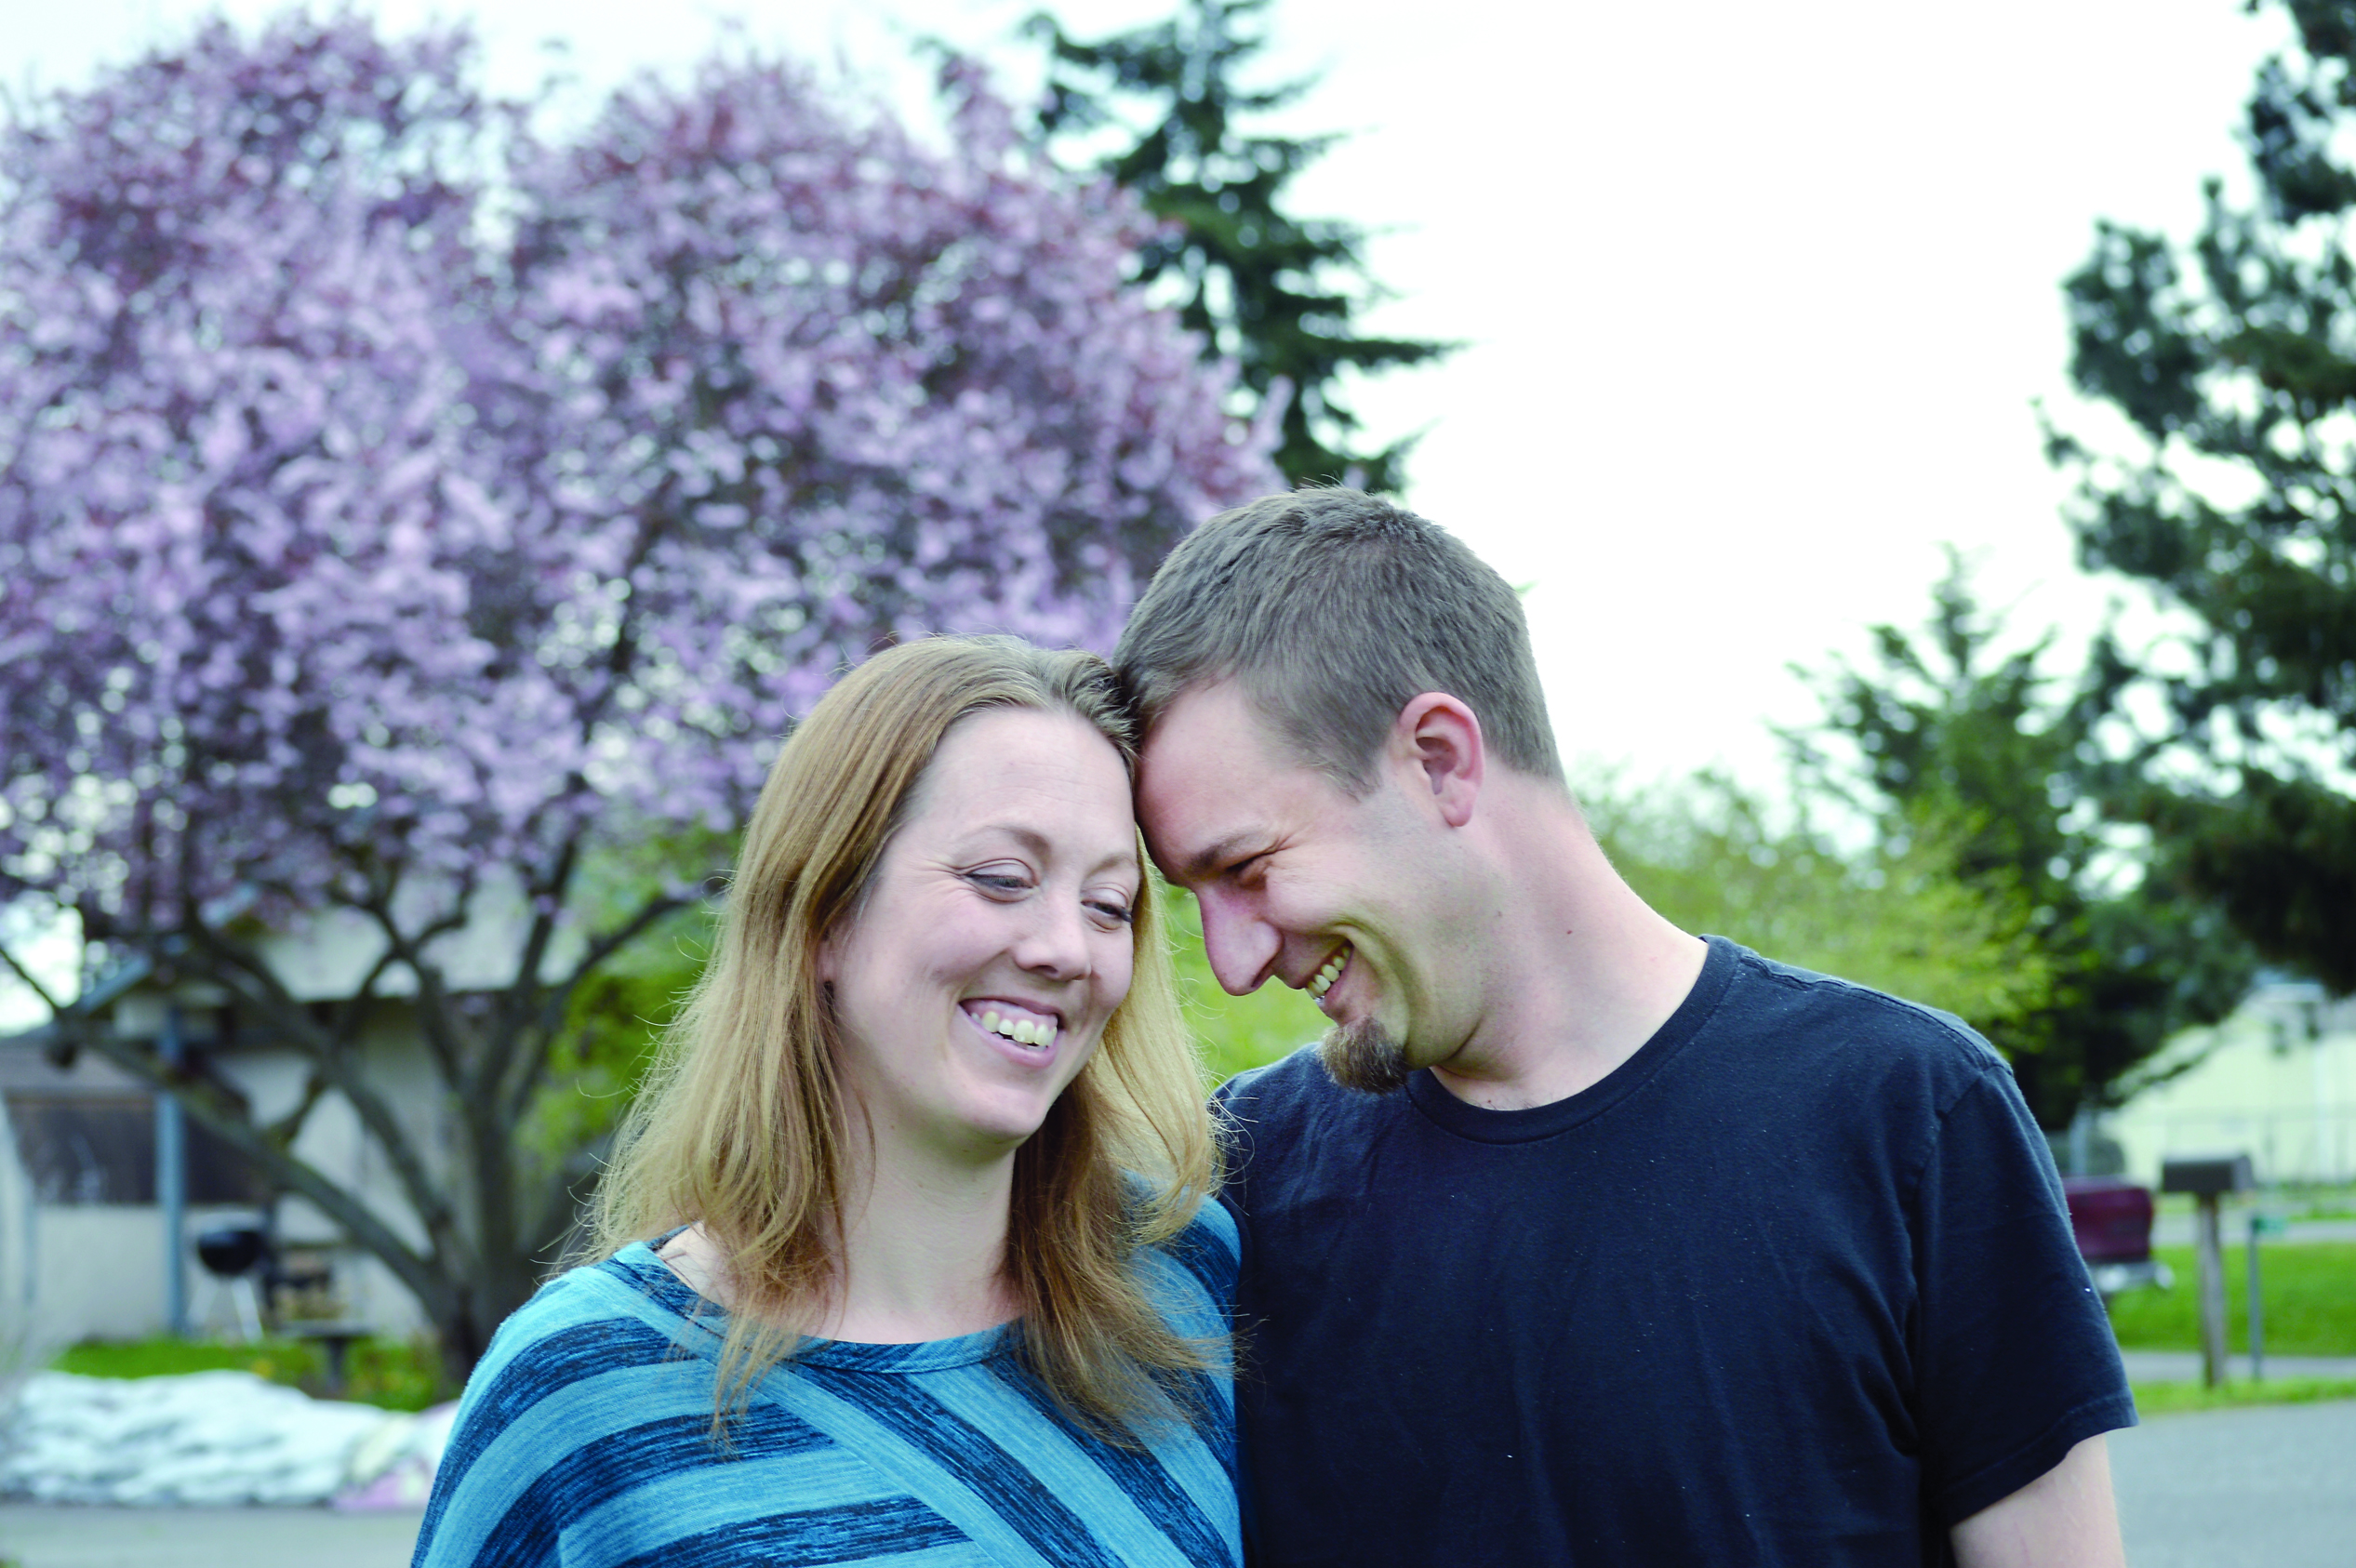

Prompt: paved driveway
[
  {"left": 5, "top": 1400, "right": 2350, "bottom": 1566},
  {"left": 2110, "top": 1398, "right": 2356, "bottom": 1568},
  {"left": 0, "top": 1504, "right": 419, "bottom": 1567}
]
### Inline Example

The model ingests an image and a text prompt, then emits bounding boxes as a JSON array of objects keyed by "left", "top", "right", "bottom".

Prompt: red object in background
[{"left": 2063, "top": 1176, "right": 2156, "bottom": 1264}]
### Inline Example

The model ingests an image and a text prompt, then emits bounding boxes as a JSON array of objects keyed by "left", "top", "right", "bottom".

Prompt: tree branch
[
  {"left": 171, "top": 919, "right": 465, "bottom": 1262},
  {"left": 261, "top": 1068, "right": 331, "bottom": 1150},
  {"left": 487, "top": 832, "right": 586, "bottom": 1112},
  {"left": 503, "top": 884, "right": 705, "bottom": 1125},
  {"left": 63, "top": 1026, "right": 459, "bottom": 1325},
  {"left": 0, "top": 937, "right": 63, "bottom": 1015},
  {"left": 355, "top": 881, "right": 477, "bottom": 1088}
]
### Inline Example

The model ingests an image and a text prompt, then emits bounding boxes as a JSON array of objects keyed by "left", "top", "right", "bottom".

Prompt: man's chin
[{"left": 1316, "top": 1016, "right": 1415, "bottom": 1096}]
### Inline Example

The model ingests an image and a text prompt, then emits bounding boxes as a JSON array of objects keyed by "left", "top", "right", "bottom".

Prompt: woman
[{"left": 414, "top": 636, "right": 1238, "bottom": 1568}]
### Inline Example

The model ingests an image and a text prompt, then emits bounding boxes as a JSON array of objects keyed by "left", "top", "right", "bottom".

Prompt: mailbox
[{"left": 2161, "top": 1155, "right": 2255, "bottom": 1195}]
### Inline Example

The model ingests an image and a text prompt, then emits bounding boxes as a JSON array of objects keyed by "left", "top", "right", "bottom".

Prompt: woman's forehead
[{"left": 912, "top": 709, "right": 1138, "bottom": 867}]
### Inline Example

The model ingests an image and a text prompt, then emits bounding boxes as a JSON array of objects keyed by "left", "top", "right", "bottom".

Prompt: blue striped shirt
[{"left": 413, "top": 1207, "right": 1239, "bottom": 1568}]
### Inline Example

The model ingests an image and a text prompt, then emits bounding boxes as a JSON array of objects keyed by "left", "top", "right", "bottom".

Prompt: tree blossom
[{"left": 0, "top": 12, "right": 1275, "bottom": 1372}]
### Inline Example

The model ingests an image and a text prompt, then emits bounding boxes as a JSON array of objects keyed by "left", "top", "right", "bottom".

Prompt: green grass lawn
[
  {"left": 2130, "top": 1375, "right": 2356, "bottom": 1416},
  {"left": 49, "top": 1335, "right": 446, "bottom": 1409},
  {"left": 2105, "top": 1242, "right": 2356, "bottom": 1357}
]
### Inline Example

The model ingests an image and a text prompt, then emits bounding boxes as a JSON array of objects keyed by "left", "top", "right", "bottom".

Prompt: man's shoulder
[
  {"left": 1706, "top": 938, "right": 2010, "bottom": 1089},
  {"left": 1212, "top": 1044, "right": 1405, "bottom": 1189},
  {"left": 1213, "top": 1041, "right": 1324, "bottom": 1105},
  {"left": 1214, "top": 1043, "right": 1387, "bottom": 1130}
]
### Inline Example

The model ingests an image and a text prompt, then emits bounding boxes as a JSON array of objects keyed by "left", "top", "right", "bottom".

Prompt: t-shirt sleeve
[
  {"left": 1910, "top": 1064, "right": 2137, "bottom": 1527},
  {"left": 411, "top": 1286, "right": 699, "bottom": 1568},
  {"left": 412, "top": 1326, "right": 572, "bottom": 1568}
]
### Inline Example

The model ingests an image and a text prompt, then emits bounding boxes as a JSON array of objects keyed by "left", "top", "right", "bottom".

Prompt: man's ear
[{"left": 1391, "top": 692, "right": 1483, "bottom": 828}]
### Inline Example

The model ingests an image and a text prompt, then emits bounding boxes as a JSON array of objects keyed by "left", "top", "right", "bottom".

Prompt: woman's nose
[{"left": 1015, "top": 895, "right": 1092, "bottom": 979}]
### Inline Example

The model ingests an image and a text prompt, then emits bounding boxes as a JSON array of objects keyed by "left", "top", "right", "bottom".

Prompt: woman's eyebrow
[{"left": 968, "top": 822, "right": 1138, "bottom": 879}]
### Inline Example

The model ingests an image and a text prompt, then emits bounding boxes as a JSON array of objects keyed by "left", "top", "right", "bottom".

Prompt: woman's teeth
[
  {"left": 978, "top": 1009, "right": 1055, "bottom": 1048},
  {"left": 1309, "top": 948, "right": 1349, "bottom": 999}
]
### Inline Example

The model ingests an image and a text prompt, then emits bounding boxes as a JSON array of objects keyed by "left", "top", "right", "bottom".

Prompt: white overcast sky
[{"left": 8, "top": 0, "right": 2287, "bottom": 794}]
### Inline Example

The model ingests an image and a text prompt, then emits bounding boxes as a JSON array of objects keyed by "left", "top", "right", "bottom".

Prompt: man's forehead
[
  {"left": 1138, "top": 678, "right": 1302, "bottom": 776},
  {"left": 1132, "top": 758, "right": 1258, "bottom": 877},
  {"left": 1136, "top": 683, "right": 1321, "bottom": 872}
]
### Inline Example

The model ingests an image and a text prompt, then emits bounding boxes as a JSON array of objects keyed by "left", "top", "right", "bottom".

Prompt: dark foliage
[
  {"left": 1791, "top": 556, "right": 2257, "bottom": 1124},
  {"left": 1027, "top": 0, "right": 1451, "bottom": 490},
  {"left": 2056, "top": 0, "right": 2356, "bottom": 993}
]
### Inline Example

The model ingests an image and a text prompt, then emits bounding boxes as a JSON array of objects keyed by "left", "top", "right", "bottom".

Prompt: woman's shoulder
[
  {"left": 1160, "top": 1199, "right": 1239, "bottom": 1276},
  {"left": 1133, "top": 1199, "right": 1241, "bottom": 1332},
  {"left": 415, "top": 1245, "right": 733, "bottom": 1567},
  {"left": 460, "top": 1243, "right": 712, "bottom": 1415}
]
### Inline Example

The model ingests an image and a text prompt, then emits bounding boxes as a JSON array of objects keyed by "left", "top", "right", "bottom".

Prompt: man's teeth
[
  {"left": 978, "top": 1009, "right": 1055, "bottom": 1048},
  {"left": 1308, "top": 948, "right": 1349, "bottom": 999}
]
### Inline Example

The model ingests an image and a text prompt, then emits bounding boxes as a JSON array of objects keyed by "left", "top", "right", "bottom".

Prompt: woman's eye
[
  {"left": 965, "top": 870, "right": 1031, "bottom": 896},
  {"left": 1086, "top": 896, "right": 1137, "bottom": 926}
]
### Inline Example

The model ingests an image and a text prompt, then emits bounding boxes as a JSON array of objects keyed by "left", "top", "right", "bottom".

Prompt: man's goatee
[{"left": 1317, "top": 1017, "right": 1414, "bottom": 1096}]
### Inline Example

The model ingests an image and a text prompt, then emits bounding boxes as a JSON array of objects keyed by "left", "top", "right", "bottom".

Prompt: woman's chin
[{"left": 891, "top": 1091, "right": 1061, "bottom": 1164}]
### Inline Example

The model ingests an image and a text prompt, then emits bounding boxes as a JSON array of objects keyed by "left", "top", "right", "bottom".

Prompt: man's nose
[{"left": 1196, "top": 892, "right": 1281, "bottom": 997}]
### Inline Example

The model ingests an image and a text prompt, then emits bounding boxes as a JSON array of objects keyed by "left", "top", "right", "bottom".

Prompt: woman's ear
[{"left": 1391, "top": 692, "right": 1484, "bottom": 829}]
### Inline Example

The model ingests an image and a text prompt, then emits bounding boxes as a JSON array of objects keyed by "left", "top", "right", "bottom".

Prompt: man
[{"left": 1113, "top": 488, "right": 2134, "bottom": 1567}]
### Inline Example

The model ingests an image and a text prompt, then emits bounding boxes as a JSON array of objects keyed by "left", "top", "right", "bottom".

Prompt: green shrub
[{"left": 49, "top": 1335, "right": 446, "bottom": 1410}]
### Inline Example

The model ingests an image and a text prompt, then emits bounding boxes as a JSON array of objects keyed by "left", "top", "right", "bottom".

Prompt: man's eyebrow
[{"left": 1176, "top": 831, "right": 1266, "bottom": 884}]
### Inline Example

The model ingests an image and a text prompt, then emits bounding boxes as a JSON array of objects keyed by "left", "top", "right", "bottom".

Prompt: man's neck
[{"left": 1425, "top": 780, "right": 1709, "bottom": 1112}]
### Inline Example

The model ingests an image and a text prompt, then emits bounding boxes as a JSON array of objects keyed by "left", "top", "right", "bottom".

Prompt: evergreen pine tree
[
  {"left": 1790, "top": 557, "right": 2258, "bottom": 1124},
  {"left": 1028, "top": 0, "right": 1451, "bottom": 490},
  {"left": 2057, "top": 0, "right": 2356, "bottom": 992}
]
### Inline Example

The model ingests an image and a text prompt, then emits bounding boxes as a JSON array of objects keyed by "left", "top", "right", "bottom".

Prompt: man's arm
[{"left": 1950, "top": 1434, "right": 2125, "bottom": 1568}]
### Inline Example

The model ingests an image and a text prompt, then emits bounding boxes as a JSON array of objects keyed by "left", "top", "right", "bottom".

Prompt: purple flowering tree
[{"left": 0, "top": 13, "right": 1273, "bottom": 1374}]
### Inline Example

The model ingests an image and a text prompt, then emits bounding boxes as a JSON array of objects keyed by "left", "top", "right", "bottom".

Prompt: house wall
[
  {"left": 2, "top": 872, "right": 593, "bottom": 1349},
  {"left": 0, "top": 996, "right": 458, "bottom": 1344},
  {"left": 0, "top": 1043, "right": 307, "bottom": 1345},
  {"left": 8, "top": 1203, "right": 266, "bottom": 1345},
  {"left": 2107, "top": 983, "right": 2356, "bottom": 1186},
  {"left": 204, "top": 1006, "right": 449, "bottom": 1338}
]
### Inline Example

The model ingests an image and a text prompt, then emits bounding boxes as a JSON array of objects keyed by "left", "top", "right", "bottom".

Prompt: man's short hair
[{"left": 1113, "top": 487, "right": 1564, "bottom": 791}]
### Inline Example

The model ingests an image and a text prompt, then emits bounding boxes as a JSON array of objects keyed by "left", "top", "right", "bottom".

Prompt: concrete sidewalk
[
  {"left": 2120, "top": 1349, "right": 2356, "bottom": 1382},
  {"left": 6, "top": 1399, "right": 2353, "bottom": 1568},
  {"left": 2111, "top": 1397, "right": 2356, "bottom": 1568},
  {"left": 2150, "top": 1215, "right": 2356, "bottom": 1245},
  {"left": 0, "top": 1504, "right": 420, "bottom": 1568}
]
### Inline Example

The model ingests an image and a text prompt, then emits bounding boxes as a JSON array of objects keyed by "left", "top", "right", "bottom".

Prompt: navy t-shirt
[{"left": 1213, "top": 937, "right": 2134, "bottom": 1566}]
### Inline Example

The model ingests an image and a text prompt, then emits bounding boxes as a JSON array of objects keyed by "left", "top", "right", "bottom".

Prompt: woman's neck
[
  {"left": 658, "top": 1137, "right": 1021, "bottom": 1345},
  {"left": 823, "top": 1142, "right": 1018, "bottom": 1342}
]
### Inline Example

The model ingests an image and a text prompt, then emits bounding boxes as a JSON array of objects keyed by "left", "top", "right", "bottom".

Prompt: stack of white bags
[{"left": 0, "top": 1371, "right": 458, "bottom": 1508}]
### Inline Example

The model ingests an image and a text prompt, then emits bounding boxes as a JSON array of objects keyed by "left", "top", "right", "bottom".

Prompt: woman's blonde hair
[{"left": 588, "top": 635, "right": 1218, "bottom": 1441}]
